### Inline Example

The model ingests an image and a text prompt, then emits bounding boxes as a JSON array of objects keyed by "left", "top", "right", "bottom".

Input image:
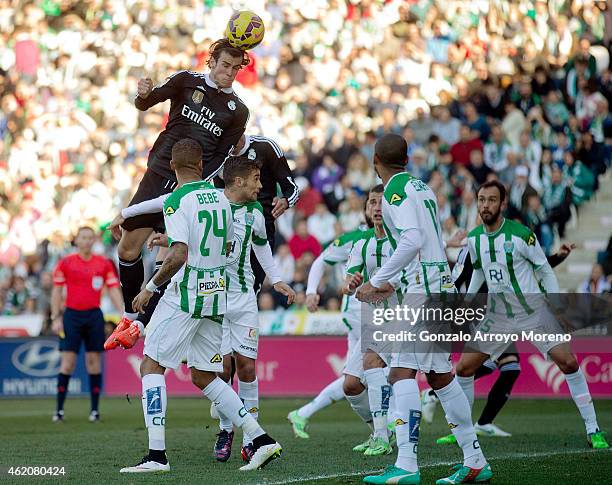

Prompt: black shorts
[
  {"left": 122, "top": 169, "right": 177, "bottom": 232},
  {"left": 60, "top": 308, "right": 105, "bottom": 353}
]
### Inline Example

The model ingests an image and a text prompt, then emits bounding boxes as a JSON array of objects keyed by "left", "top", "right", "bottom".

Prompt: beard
[
  {"left": 364, "top": 213, "right": 374, "bottom": 228},
  {"left": 480, "top": 207, "right": 502, "bottom": 224}
]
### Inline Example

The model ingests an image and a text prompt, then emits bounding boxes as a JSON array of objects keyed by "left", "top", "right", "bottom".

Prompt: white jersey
[
  {"left": 162, "top": 181, "right": 233, "bottom": 320},
  {"left": 382, "top": 172, "right": 454, "bottom": 295},
  {"left": 467, "top": 218, "right": 551, "bottom": 317},
  {"left": 226, "top": 201, "right": 268, "bottom": 293}
]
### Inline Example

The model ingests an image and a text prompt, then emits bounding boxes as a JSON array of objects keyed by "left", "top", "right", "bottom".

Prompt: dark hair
[
  {"left": 476, "top": 180, "right": 507, "bottom": 202},
  {"left": 224, "top": 156, "right": 262, "bottom": 186},
  {"left": 171, "top": 138, "right": 202, "bottom": 172},
  {"left": 207, "top": 38, "right": 250, "bottom": 68},
  {"left": 374, "top": 134, "right": 407, "bottom": 170},
  {"left": 363, "top": 184, "right": 384, "bottom": 211}
]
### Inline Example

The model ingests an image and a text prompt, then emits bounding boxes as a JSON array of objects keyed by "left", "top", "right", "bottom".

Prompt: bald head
[{"left": 374, "top": 134, "right": 408, "bottom": 170}]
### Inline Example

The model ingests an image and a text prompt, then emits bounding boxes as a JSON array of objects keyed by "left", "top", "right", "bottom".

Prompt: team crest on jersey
[
  {"left": 247, "top": 148, "right": 256, "bottom": 160},
  {"left": 192, "top": 90, "right": 204, "bottom": 104},
  {"left": 390, "top": 193, "right": 403, "bottom": 205},
  {"left": 228, "top": 100, "right": 236, "bottom": 111},
  {"left": 503, "top": 241, "right": 514, "bottom": 253},
  {"left": 245, "top": 213, "right": 255, "bottom": 226}
]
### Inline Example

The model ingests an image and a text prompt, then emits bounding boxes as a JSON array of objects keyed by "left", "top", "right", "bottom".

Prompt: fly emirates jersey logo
[{"left": 181, "top": 104, "right": 223, "bottom": 137}]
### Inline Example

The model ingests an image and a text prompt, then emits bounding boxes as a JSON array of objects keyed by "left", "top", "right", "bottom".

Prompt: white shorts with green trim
[
  {"left": 144, "top": 297, "right": 223, "bottom": 372},
  {"left": 221, "top": 289, "right": 259, "bottom": 359}
]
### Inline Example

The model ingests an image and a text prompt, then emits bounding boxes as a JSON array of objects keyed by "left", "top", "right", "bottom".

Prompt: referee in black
[{"left": 231, "top": 133, "right": 299, "bottom": 294}]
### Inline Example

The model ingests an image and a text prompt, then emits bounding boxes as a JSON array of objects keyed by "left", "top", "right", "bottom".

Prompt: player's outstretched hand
[
  {"left": 446, "top": 229, "right": 467, "bottom": 248},
  {"left": 356, "top": 280, "right": 394, "bottom": 303},
  {"left": 557, "top": 242, "right": 576, "bottom": 259},
  {"left": 306, "top": 293, "right": 320, "bottom": 312},
  {"left": 133, "top": 289, "right": 153, "bottom": 314},
  {"left": 272, "top": 197, "right": 289, "bottom": 218},
  {"left": 137, "top": 78, "right": 154, "bottom": 99},
  {"left": 273, "top": 281, "right": 297, "bottom": 305},
  {"left": 342, "top": 272, "right": 363, "bottom": 296},
  {"left": 148, "top": 233, "right": 169, "bottom": 250},
  {"left": 109, "top": 214, "right": 125, "bottom": 241}
]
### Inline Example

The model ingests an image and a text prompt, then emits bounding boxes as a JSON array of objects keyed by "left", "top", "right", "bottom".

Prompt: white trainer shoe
[
  {"left": 120, "top": 455, "right": 170, "bottom": 473},
  {"left": 475, "top": 423, "right": 512, "bottom": 437},
  {"left": 239, "top": 442, "right": 282, "bottom": 471},
  {"left": 421, "top": 389, "right": 439, "bottom": 424}
]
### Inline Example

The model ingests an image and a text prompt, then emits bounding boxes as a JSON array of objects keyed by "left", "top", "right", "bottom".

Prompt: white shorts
[
  {"left": 344, "top": 329, "right": 391, "bottom": 382},
  {"left": 468, "top": 307, "right": 566, "bottom": 360},
  {"left": 220, "top": 290, "right": 259, "bottom": 359},
  {"left": 144, "top": 298, "right": 223, "bottom": 372}
]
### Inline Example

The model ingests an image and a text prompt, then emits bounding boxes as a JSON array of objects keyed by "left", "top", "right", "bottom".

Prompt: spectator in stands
[
  {"left": 451, "top": 125, "right": 484, "bottom": 167},
  {"left": 563, "top": 151, "right": 595, "bottom": 207},
  {"left": 543, "top": 166, "right": 572, "bottom": 238},
  {"left": 307, "top": 203, "right": 337, "bottom": 246},
  {"left": 578, "top": 264, "right": 611, "bottom": 293},
  {"left": 288, "top": 220, "right": 321, "bottom": 260},
  {"left": 508, "top": 166, "right": 538, "bottom": 220}
]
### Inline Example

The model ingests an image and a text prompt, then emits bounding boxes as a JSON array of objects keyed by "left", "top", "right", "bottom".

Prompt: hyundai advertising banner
[{"left": 0, "top": 338, "right": 89, "bottom": 397}]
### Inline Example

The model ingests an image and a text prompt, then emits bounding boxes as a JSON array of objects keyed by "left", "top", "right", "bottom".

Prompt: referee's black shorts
[
  {"left": 60, "top": 307, "right": 105, "bottom": 353},
  {"left": 121, "top": 169, "right": 177, "bottom": 233}
]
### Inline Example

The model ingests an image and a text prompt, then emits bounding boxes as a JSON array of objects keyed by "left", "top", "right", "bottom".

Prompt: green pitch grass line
[{"left": 261, "top": 448, "right": 610, "bottom": 485}]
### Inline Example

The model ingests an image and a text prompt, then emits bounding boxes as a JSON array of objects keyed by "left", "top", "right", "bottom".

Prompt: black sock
[
  {"left": 475, "top": 360, "right": 497, "bottom": 380},
  {"left": 252, "top": 433, "right": 275, "bottom": 450},
  {"left": 57, "top": 373, "right": 71, "bottom": 412},
  {"left": 118, "top": 255, "right": 144, "bottom": 314},
  {"left": 89, "top": 373, "right": 102, "bottom": 413},
  {"left": 137, "top": 262, "right": 170, "bottom": 327},
  {"left": 477, "top": 362, "right": 520, "bottom": 425},
  {"left": 148, "top": 449, "right": 167, "bottom": 464}
]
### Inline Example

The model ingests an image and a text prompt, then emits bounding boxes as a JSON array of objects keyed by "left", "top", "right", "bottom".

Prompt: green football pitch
[{"left": 1, "top": 397, "right": 610, "bottom": 484}]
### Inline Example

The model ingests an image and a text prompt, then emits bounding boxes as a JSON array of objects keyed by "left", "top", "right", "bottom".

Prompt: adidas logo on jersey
[{"left": 181, "top": 105, "right": 223, "bottom": 137}]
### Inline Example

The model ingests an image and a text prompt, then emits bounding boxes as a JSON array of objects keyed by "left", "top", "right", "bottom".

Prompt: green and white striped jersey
[
  {"left": 320, "top": 227, "right": 368, "bottom": 325},
  {"left": 347, "top": 228, "right": 407, "bottom": 304},
  {"left": 162, "top": 181, "right": 233, "bottom": 320},
  {"left": 382, "top": 172, "right": 454, "bottom": 295},
  {"left": 467, "top": 218, "right": 551, "bottom": 316},
  {"left": 226, "top": 201, "right": 268, "bottom": 292}
]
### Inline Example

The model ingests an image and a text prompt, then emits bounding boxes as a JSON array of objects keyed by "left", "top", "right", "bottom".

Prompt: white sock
[
  {"left": 564, "top": 368, "right": 599, "bottom": 434},
  {"left": 388, "top": 390, "right": 397, "bottom": 426},
  {"left": 238, "top": 378, "right": 259, "bottom": 445},
  {"left": 364, "top": 368, "right": 391, "bottom": 441},
  {"left": 456, "top": 375, "right": 475, "bottom": 409},
  {"left": 393, "top": 379, "right": 420, "bottom": 473},
  {"left": 345, "top": 389, "right": 374, "bottom": 430},
  {"left": 203, "top": 377, "right": 264, "bottom": 440},
  {"left": 436, "top": 378, "right": 486, "bottom": 469},
  {"left": 124, "top": 312, "right": 139, "bottom": 321},
  {"left": 142, "top": 374, "right": 167, "bottom": 451},
  {"left": 297, "top": 376, "right": 345, "bottom": 419}
]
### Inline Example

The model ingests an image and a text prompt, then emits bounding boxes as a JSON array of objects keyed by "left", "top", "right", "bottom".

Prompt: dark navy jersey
[
  {"left": 135, "top": 70, "right": 249, "bottom": 182},
  {"left": 233, "top": 135, "right": 299, "bottom": 228}
]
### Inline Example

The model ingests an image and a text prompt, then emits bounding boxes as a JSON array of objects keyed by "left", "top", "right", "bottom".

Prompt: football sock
[
  {"left": 457, "top": 374, "right": 475, "bottom": 409},
  {"left": 56, "top": 373, "right": 71, "bottom": 413},
  {"left": 364, "top": 368, "right": 391, "bottom": 441},
  {"left": 297, "top": 376, "right": 344, "bottom": 419},
  {"left": 142, "top": 373, "right": 167, "bottom": 451},
  {"left": 436, "top": 378, "right": 486, "bottom": 469},
  {"left": 345, "top": 389, "right": 374, "bottom": 430},
  {"left": 238, "top": 378, "right": 259, "bottom": 445},
  {"left": 393, "top": 379, "right": 420, "bottom": 473},
  {"left": 118, "top": 255, "right": 144, "bottom": 315},
  {"left": 564, "top": 368, "right": 599, "bottom": 434},
  {"left": 388, "top": 388, "right": 397, "bottom": 426},
  {"left": 478, "top": 361, "right": 520, "bottom": 425},
  {"left": 88, "top": 373, "right": 102, "bottom": 413},
  {"left": 474, "top": 360, "right": 497, "bottom": 379},
  {"left": 137, "top": 261, "right": 170, "bottom": 327},
  {"left": 203, "top": 377, "right": 265, "bottom": 440}
]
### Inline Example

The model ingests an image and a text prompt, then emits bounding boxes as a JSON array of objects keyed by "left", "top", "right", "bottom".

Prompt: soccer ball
[{"left": 225, "top": 11, "right": 265, "bottom": 50}]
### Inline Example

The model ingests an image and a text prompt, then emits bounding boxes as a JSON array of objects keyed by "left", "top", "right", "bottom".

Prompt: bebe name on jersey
[{"left": 182, "top": 105, "right": 223, "bottom": 137}]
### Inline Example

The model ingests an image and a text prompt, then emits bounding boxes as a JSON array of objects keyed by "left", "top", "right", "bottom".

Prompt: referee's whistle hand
[
  {"left": 133, "top": 289, "right": 153, "bottom": 314},
  {"left": 51, "top": 317, "right": 63, "bottom": 336}
]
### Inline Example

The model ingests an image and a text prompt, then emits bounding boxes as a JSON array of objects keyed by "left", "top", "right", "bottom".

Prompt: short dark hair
[
  {"left": 207, "top": 38, "right": 250, "bottom": 68},
  {"left": 477, "top": 180, "right": 507, "bottom": 202},
  {"left": 224, "top": 156, "right": 262, "bottom": 186},
  {"left": 374, "top": 134, "right": 407, "bottom": 170},
  {"left": 171, "top": 139, "right": 202, "bottom": 172}
]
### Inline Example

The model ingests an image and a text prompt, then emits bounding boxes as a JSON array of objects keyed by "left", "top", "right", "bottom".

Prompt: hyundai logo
[{"left": 12, "top": 340, "right": 61, "bottom": 377}]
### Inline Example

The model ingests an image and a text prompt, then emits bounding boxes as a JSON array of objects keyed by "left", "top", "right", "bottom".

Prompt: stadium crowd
[{"left": 1, "top": 0, "right": 612, "bottom": 321}]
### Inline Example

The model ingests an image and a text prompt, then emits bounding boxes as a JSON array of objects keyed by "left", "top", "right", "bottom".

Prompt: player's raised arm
[{"left": 134, "top": 71, "right": 187, "bottom": 111}]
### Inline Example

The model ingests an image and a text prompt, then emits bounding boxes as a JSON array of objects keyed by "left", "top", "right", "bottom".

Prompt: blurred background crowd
[{"left": 2, "top": 0, "right": 612, "bottom": 323}]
